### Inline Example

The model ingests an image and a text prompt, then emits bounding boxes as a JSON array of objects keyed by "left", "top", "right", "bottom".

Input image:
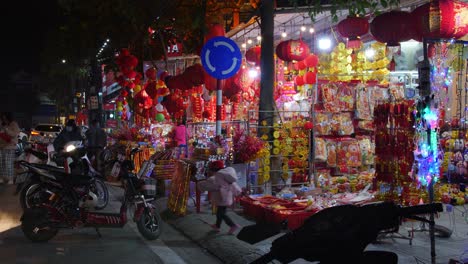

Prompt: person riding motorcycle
[{"left": 53, "top": 119, "right": 84, "bottom": 152}]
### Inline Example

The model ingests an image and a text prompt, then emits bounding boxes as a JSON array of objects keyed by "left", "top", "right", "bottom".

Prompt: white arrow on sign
[
  {"left": 222, "top": 57, "right": 239, "bottom": 75},
  {"left": 205, "top": 49, "right": 216, "bottom": 72},
  {"left": 214, "top": 41, "right": 235, "bottom": 52}
]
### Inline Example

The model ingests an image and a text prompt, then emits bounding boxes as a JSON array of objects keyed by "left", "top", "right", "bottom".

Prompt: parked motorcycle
[
  {"left": 20, "top": 148, "right": 162, "bottom": 242},
  {"left": 17, "top": 141, "right": 109, "bottom": 210},
  {"left": 237, "top": 202, "right": 443, "bottom": 264}
]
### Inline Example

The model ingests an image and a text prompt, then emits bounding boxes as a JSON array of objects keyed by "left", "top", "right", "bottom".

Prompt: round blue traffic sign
[{"left": 201, "top": 36, "right": 242, "bottom": 80}]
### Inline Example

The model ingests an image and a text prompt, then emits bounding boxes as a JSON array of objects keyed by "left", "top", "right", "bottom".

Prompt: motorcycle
[
  {"left": 20, "top": 147, "right": 162, "bottom": 242},
  {"left": 17, "top": 141, "right": 109, "bottom": 210},
  {"left": 237, "top": 201, "right": 444, "bottom": 264}
]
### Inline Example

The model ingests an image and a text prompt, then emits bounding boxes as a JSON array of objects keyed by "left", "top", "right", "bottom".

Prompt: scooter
[
  {"left": 17, "top": 141, "right": 109, "bottom": 210},
  {"left": 20, "top": 148, "right": 162, "bottom": 242}
]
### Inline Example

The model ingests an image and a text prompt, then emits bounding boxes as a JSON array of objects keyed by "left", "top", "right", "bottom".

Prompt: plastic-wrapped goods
[
  {"left": 314, "top": 138, "right": 327, "bottom": 162},
  {"left": 338, "top": 113, "right": 354, "bottom": 135},
  {"left": 321, "top": 83, "right": 339, "bottom": 112},
  {"left": 337, "top": 84, "right": 354, "bottom": 111},
  {"left": 314, "top": 113, "right": 330, "bottom": 135},
  {"left": 337, "top": 139, "right": 362, "bottom": 167},
  {"left": 326, "top": 140, "right": 337, "bottom": 167},
  {"left": 355, "top": 84, "right": 372, "bottom": 120}
]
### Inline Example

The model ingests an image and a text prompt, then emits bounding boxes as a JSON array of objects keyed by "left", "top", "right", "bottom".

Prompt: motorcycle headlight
[{"left": 65, "top": 145, "right": 76, "bottom": 152}]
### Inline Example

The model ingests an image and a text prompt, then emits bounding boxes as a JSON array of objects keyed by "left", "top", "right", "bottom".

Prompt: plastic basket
[{"left": 276, "top": 209, "right": 316, "bottom": 230}]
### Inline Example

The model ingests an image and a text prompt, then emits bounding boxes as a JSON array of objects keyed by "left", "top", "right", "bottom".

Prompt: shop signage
[
  {"left": 201, "top": 36, "right": 242, "bottom": 79},
  {"left": 106, "top": 119, "right": 118, "bottom": 128},
  {"left": 88, "top": 96, "right": 99, "bottom": 110},
  {"left": 103, "top": 103, "right": 115, "bottom": 111},
  {"left": 167, "top": 40, "right": 183, "bottom": 57}
]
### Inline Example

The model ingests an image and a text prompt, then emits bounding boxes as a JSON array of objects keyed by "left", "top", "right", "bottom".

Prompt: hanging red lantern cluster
[
  {"left": 115, "top": 49, "right": 141, "bottom": 89},
  {"left": 411, "top": 0, "right": 468, "bottom": 41},
  {"left": 337, "top": 16, "right": 369, "bottom": 49},
  {"left": 276, "top": 39, "right": 310, "bottom": 62},
  {"left": 246, "top": 46, "right": 261, "bottom": 66},
  {"left": 304, "top": 54, "right": 319, "bottom": 68},
  {"left": 370, "top": 11, "right": 415, "bottom": 46},
  {"left": 144, "top": 67, "right": 170, "bottom": 102}
]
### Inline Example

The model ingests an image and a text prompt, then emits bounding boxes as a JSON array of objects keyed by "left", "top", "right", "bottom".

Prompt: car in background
[{"left": 29, "top": 124, "right": 63, "bottom": 144}]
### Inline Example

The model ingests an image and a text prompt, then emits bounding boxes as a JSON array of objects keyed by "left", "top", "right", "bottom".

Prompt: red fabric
[{"left": 0, "top": 132, "right": 11, "bottom": 143}]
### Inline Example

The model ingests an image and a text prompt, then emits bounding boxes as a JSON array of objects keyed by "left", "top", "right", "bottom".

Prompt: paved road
[{"left": 0, "top": 184, "right": 221, "bottom": 264}]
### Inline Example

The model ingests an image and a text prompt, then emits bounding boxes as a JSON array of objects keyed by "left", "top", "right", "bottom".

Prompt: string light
[
  {"left": 301, "top": 26, "right": 306, "bottom": 32},
  {"left": 247, "top": 39, "right": 253, "bottom": 44},
  {"left": 257, "top": 35, "right": 262, "bottom": 42},
  {"left": 281, "top": 31, "right": 287, "bottom": 38},
  {"left": 309, "top": 28, "right": 315, "bottom": 34},
  {"left": 241, "top": 43, "right": 247, "bottom": 48}
]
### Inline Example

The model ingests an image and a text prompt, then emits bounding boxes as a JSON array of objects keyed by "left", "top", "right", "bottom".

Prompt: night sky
[{"left": 3, "top": 1, "right": 58, "bottom": 83}]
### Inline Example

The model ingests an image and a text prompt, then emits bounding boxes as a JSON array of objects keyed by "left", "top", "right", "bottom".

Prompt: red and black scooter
[{"left": 20, "top": 148, "right": 162, "bottom": 242}]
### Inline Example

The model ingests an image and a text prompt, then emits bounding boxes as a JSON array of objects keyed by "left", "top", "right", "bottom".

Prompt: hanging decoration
[
  {"left": 370, "top": 11, "right": 414, "bottom": 46},
  {"left": 276, "top": 39, "right": 310, "bottom": 62},
  {"left": 413, "top": 42, "right": 455, "bottom": 186},
  {"left": 246, "top": 46, "right": 261, "bottom": 66},
  {"left": 337, "top": 16, "right": 369, "bottom": 49},
  {"left": 411, "top": 0, "right": 468, "bottom": 41}
]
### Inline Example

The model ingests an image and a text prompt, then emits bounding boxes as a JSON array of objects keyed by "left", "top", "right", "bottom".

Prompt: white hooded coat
[{"left": 199, "top": 167, "right": 242, "bottom": 206}]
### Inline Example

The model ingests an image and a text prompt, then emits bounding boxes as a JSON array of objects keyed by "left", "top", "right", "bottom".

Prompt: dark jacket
[
  {"left": 85, "top": 126, "right": 107, "bottom": 148},
  {"left": 53, "top": 129, "right": 84, "bottom": 151}
]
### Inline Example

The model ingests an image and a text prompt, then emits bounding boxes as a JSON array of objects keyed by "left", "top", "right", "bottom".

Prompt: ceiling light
[
  {"left": 318, "top": 38, "right": 332, "bottom": 50},
  {"left": 247, "top": 39, "right": 253, "bottom": 44},
  {"left": 241, "top": 43, "right": 247, "bottom": 48},
  {"left": 309, "top": 28, "right": 315, "bottom": 34},
  {"left": 301, "top": 26, "right": 306, "bottom": 32},
  {"left": 257, "top": 36, "right": 262, "bottom": 41},
  {"left": 281, "top": 32, "right": 287, "bottom": 38}
]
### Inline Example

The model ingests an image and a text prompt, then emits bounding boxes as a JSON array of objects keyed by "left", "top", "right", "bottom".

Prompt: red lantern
[
  {"left": 246, "top": 46, "right": 261, "bottom": 66},
  {"left": 337, "top": 16, "right": 369, "bottom": 49},
  {"left": 304, "top": 71, "right": 317, "bottom": 85},
  {"left": 276, "top": 40, "right": 310, "bottom": 62},
  {"left": 411, "top": 0, "right": 468, "bottom": 41},
  {"left": 297, "top": 60, "right": 306, "bottom": 70},
  {"left": 370, "top": 11, "right": 414, "bottom": 46},
  {"left": 205, "top": 24, "right": 225, "bottom": 42},
  {"left": 295, "top": 75, "right": 305, "bottom": 86},
  {"left": 304, "top": 121, "right": 314, "bottom": 130},
  {"left": 304, "top": 54, "right": 319, "bottom": 68},
  {"left": 183, "top": 63, "right": 205, "bottom": 86}
]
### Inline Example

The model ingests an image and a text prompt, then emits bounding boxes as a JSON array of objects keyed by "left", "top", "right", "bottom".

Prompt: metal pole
[
  {"left": 423, "top": 38, "right": 436, "bottom": 264},
  {"left": 258, "top": 0, "right": 275, "bottom": 134},
  {"left": 216, "top": 79, "right": 222, "bottom": 136}
]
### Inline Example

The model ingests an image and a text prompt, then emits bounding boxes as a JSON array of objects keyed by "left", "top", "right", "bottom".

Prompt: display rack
[{"left": 247, "top": 109, "right": 313, "bottom": 193}]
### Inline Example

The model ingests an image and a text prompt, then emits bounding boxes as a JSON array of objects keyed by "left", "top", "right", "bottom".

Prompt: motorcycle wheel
[
  {"left": 20, "top": 181, "right": 48, "bottom": 210},
  {"left": 91, "top": 179, "right": 109, "bottom": 210},
  {"left": 136, "top": 207, "right": 162, "bottom": 240},
  {"left": 21, "top": 207, "right": 58, "bottom": 242}
]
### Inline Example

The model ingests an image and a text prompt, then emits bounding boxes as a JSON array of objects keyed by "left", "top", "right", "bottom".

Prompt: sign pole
[{"left": 216, "top": 79, "right": 222, "bottom": 136}]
